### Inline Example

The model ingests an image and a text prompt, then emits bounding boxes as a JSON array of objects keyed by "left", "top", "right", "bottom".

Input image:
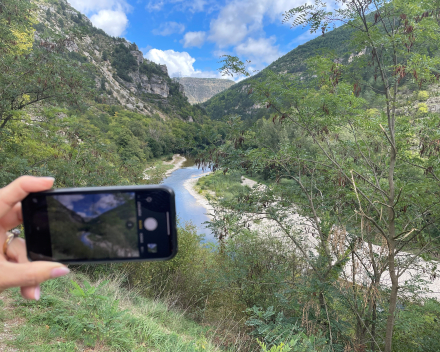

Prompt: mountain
[
  {"left": 202, "top": 25, "right": 355, "bottom": 122},
  {"left": 173, "top": 77, "right": 235, "bottom": 104},
  {"left": 36, "top": 0, "right": 198, "bottom": 121}
]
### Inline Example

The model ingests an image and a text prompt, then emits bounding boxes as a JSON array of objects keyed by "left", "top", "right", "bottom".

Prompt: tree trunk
[{"left": 384, "top": 242, "right": 398, "bottom": 352}]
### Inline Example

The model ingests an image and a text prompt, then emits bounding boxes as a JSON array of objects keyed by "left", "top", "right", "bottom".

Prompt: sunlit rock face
[{"left": 173, "top": 77, "right": 235, "bottom": 104}]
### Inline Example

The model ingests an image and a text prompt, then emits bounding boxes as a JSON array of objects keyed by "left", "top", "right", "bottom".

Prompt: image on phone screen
[
  {"left": 47, "top": 192, "right": 138, "bottom": 260},
  {"left": 22, "top": 187, "right": 176, "bottom": 263}
]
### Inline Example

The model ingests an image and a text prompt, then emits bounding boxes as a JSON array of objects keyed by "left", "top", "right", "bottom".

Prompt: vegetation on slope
[{"left": 203, "top": 25, "right": 355, "bottom": 122}]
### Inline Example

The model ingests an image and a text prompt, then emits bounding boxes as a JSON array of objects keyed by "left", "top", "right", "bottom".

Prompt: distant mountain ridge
[{"left": 173, "top": 77, "right": 235, "bottom": 104}]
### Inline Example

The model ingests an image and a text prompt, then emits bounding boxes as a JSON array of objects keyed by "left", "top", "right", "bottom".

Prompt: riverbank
[
  {"left": 164, "top": 154, "right": 187, "bottom": 177},
  {"left": 183, "top": 171, "right": 213, "bottom": 219}
]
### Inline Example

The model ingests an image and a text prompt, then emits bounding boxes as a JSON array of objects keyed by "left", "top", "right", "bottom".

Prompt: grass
[
  {"left": 196, "top": 171, "right": 250, "bottom": 200},
  {"left": 0, "top": 271, "right": 225, "bottom": 352},
  {"left": 142, "top": 155, "right": 176, "bottom": 182}
]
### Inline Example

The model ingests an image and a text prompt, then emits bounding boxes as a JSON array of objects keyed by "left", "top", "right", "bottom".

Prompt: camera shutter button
[{"left": 144, "top": 217, "right": 158, "bottom": 231}]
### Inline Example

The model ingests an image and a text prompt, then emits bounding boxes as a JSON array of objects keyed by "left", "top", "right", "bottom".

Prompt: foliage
[
  {"left": 392, "top": 299, "right": 440, "bottom": 352},
  {"left": 200, "top": 1, "right": 440, "bottom": 352},
  {"left": 0, "top": 1, "right": 92, "bottom": 130},
  {"left": 417, "top": 91, "right": 429, "bottom": 101},
  {"left": 123, "top": 223, "right": 215, "bottom": 313},
  {"left": 111, "top": 43, "right": 138, "bottom": 82}
]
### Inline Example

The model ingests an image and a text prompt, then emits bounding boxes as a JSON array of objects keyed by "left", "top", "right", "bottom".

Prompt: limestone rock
[
  {"left": 131, "top": 51, "right": 144, "bottom": 65},
  {"left": 173, "top": 77, "right": 235, "bottom": 104}
]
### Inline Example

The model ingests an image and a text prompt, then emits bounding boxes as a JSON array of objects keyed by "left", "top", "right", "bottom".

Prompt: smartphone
[{"left": 21, "top": 185, "right": 177, "bottom": 264}]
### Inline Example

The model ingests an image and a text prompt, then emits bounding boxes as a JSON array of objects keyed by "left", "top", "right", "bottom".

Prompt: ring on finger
[{"left": 3, "top": 232, "right": 18, "bottom": 255}]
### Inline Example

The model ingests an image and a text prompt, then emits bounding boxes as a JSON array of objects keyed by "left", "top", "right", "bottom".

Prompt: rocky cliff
[
  {"left": 173, "top": 77, "right": 235, "bottom": 104},
  {"left": 36, "top": 0, "right": 190, "bottom": 120}
]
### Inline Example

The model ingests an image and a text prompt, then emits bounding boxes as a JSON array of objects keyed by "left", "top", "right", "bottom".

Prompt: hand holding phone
[
  {"left": 0, "top": 176, "right": 71, "bottom": 301},
  {"left": 22, "top": 185, "right": 177, "bottom": 264}
]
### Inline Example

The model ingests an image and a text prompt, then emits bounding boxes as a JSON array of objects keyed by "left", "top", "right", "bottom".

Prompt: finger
[
  {"left": 5, "top": 237, "right": 28, "bottom": 264},
  {"left": 6, "top": 239, "right": 41, "bottom": 300},
  {"left": 0, "top": 176, "right": 54, "bottom": 219},
  {"left": 21, "top": 285, "right": 40, "bottom": 300},
  {"left": 0, "top": 203, "right": 22, "bottom": 233},
  {"left": 0, "top": 261, "right": 70, "bottom": 290}
]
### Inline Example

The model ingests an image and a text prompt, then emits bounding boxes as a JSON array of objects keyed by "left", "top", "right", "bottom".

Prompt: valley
[{"left": 1, "top": 0, "right": 440, "bottom": 351}]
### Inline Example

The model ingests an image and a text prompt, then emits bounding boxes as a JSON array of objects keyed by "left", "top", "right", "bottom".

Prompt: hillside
[
  {"left": 202, "top": 25, "right": 355, "bottom": 122},
  {"left": 203, "top": 20, "right": 440, "bottom": 122},
  {"left": 36, "top": 0, "right": 197, "bottom": 121},
  {"left": 173, "top": 77, "right": 235, "bottom": 104}
]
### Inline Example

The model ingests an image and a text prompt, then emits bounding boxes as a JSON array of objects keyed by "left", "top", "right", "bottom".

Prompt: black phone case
[{"left": 21, "top": 185, "right": 177, "bottom": 264}]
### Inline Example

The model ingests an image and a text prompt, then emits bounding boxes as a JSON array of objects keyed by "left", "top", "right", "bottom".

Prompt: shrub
[
  {"left": 418, "top": 102, "right": 429, "bottom": 114},
  {"left": 417, "top": 91, "right": 429, "bottom": 101},
  {"left": 123, "top": 223, "right": 215, "bottom": 313}
]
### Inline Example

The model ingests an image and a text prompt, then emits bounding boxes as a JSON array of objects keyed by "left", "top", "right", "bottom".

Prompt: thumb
[{"left": 0, "top": 261, "right": 70, "bottom": 290}]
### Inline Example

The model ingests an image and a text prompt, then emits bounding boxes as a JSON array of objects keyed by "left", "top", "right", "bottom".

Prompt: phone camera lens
[
  {"left": 32, "top": 198, "right": 38, "bottom": 203},
  {"left": 146, "top": 197, "right": 153, "bottom": 203}
]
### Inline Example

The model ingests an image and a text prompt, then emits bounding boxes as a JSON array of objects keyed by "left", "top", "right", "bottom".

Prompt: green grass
[
  {"left": 196, "top": 171, "right": 250, "bottom": 200},
  {"left": 142, "top": 155, "right": 176, "bottom": 182},
  {"left": 0, "top": 272, "right": 224, "bottom": 352}
]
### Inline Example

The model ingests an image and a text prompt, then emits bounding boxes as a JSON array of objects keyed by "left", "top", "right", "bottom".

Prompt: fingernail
[
  {"left": 41, "top": 177, "right": 55, "bottom": 182},
  {"left": 51, "top": 267, "right": 70, "bottom": 278},
  {"left": 34, "top": 285, "right": 40, "bottom": 301}
]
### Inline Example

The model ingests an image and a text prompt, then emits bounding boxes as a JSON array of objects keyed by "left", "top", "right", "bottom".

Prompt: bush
[
  {"left": 111, "top": 44, "right": 138, "bottom": 82},
  {"left": 418, "top": 91, "right": 429, "bottom": 101},
  {"left": 418, "top": 102, "right": 429, "bottom": 114},
  {"left": 123, "top": 223, "right": 215, "bottom": 313}
]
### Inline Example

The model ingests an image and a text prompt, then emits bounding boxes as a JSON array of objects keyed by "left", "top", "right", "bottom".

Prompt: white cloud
[
  {"left": 182, "top": 31, "right": 206, "bottom": 48},
  {"left": 53, "top": 195, "right": 85, "bottom": 209},
  {"left": 152, "top": 22, "right": 185, "bottom": 36},
  {"left": 235, "top": 36, "right": 283, "bottom": 67},
  {"left": 68, "top": 0, "right": 131, "bottom": 14},
  {"left": 144, "top": 49, "right": 220, "bottom": 78},
  {"left": 69, "top": 0, "right": 132, "bottom": 37},
  {"left": 208, "top": 0, "right": 305, "bottom": 48},
  {"left": 90, "top": 10, "right": 129, "bottom": 37}
]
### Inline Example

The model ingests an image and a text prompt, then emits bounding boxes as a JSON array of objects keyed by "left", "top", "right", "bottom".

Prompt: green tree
[
  {"left": 0, "top": 0, "right": 91, "bottom": 130},
  {"left": 210, "top": 0, "right": 440, "bottom": 351}
]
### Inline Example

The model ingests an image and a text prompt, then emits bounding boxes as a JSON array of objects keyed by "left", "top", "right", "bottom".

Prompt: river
[{"left": 161, "top": 158, "right": 215, "bottom": 242}]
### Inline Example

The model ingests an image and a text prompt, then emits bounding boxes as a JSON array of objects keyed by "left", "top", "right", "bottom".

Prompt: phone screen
[{"left": 22, "top": 187, "right": 176, "bottom": 263}]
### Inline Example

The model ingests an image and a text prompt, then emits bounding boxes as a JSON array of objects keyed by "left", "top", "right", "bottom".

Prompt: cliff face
[
  {"left": 173, "top": 77, "right": 235, "bottom": 104},
  {"left": 36, "top": 0, "right": 189, "bottom": 120}
]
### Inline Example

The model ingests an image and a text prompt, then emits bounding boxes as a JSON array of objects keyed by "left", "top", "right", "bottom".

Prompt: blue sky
[
  {"left": 68, "top": 0, "right": 320, "bottom": 80},
  {"left": 53, "top": 193, "right": 134, "bottom": 219}
]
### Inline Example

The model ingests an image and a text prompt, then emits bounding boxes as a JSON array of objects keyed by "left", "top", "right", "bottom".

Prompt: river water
[{"left": 161, "top": 159, "right": 215, "bottom": 242}]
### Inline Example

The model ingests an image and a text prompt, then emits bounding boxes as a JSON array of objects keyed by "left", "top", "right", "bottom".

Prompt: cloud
[
  {"left": 144, "top": 48, "right": 220, "bottom": 78},
  {"left": 235, "top": 36, "right": 283, "bottom": 67},
  {"left": 152, "top": 22, "right": 185, "bottom": 36},
  {"left": 182, "top": 31, "right": 206, "bottom": 48},
  {"left": 68, "top": 0, "right": 131, "bottom": 14},
  {"left": 208, "top": 0, "right": 305, "bottom": 48},
  {"left": 69, "top": 0, "right": 132, "bottom": 37},
  {"left": 53, "top": 195, "right": 85, "bottom": 210},
  {"left": 146, "top": 0, "right": 209, "bottom": 13},
  {"left": 90, "top": 10, "right": 129, "bottom": 37}
]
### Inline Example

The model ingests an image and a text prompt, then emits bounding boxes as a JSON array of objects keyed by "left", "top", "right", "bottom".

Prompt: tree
[
  {"left": 0, "top": 0, "right": 91, "bottom": 130},
  {"left": 210, "top": 0, "right": 440, "bottom": 351}
]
